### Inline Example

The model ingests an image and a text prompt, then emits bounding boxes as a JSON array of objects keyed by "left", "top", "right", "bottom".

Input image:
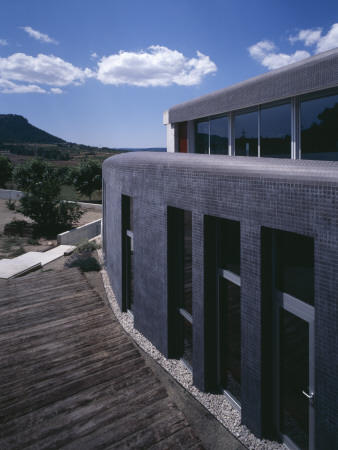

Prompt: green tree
[
  {"left": 12, "top": 159, "right": 83, "bottom": 231},
  {"left": 0, "top": 155, "right": 13, "bottom": 188},
  {"left": 71, "top": 160, "right": 102, "bottom": 201}
]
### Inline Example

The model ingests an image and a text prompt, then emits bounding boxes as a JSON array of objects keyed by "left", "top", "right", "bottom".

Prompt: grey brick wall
[{"left": 103, "top": 152, "right": 338, "bottom": 446}]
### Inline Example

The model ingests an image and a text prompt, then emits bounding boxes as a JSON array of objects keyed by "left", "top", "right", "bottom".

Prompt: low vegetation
[
  {"left": 0, "top": 155, "right": 13, "bottom": 188},
  {"left": 65, "top": 239, "right": 102, "bottom": 272}
]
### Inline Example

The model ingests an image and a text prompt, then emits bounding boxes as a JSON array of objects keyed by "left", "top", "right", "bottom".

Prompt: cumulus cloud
[
  {"left": 248, "top": 40, "right": 310, "bottom": 69},
  {"left": 0, "top": 39, "right": 8, "bottom": 46},
  {"left": 316, "top": 23, "right": 338, "bottom": 53},
  {"left": 289, "top": 28, "right": 322, "bottom": 46},
  {"left": 50, "top": 87, "right": 63, "bottom": 94},
  {"left": 22, "top": 26, "right": 58, "bottom": 44},
  {"left": 248, "top": 40, "right": 276, "bottom": 60},
  {"left": 0, "top": 53, "right": 93, "bottom": 88},
  {"left": 0, "top": 78, "right": 46, "bottom": 94},
  {"left": 96, "top": 45, "right": 217, "bottom": 87},
  {"left": 250, "top": 23, "right": 338, "bottom": 71}
]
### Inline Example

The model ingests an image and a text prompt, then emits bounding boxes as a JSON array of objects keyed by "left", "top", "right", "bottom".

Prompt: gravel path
[{"left": 97, "top": 245, "right": 285, "bottom": 450}]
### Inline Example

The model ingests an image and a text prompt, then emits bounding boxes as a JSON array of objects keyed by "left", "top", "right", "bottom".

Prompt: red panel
[{"left": 179, "top": 122, "right": 188, "bottom": 153}]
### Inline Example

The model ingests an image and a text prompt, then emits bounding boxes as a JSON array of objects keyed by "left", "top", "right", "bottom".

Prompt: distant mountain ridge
[{"left": 0, "top": 114, "right": 65, "bottom": 144}]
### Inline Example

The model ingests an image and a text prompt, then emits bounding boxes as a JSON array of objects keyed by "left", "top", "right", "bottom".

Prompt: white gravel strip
[{"left": 97, "top": 246, "right": 284, "bottom": 450}]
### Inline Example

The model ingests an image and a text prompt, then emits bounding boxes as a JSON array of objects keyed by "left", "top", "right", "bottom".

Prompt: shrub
[
  {"left": 76, "top": 239, "right": 102, "bottom": 253},
  {"left": 71, "top": 160, "right": 102, "bottom": 201},
  {"left": 11, "top": 159, "right": 83, "bottom": 231},
  {"left": 67, "top": 255, "right": 101, "bottom": 272}
]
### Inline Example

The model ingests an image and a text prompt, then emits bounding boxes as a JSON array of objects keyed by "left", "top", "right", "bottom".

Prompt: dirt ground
[{"left": 0, "top": 199, "right": 102, "bottom": 259}]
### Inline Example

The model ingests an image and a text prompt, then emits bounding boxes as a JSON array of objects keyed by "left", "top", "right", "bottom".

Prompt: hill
[{"left": 0, "top": 114, "right": 65, "bottom": 144}]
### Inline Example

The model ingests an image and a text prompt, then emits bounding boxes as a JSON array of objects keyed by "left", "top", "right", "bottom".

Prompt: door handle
[{"left": 302, "top": 390, "right": 314, "bottom": 406}]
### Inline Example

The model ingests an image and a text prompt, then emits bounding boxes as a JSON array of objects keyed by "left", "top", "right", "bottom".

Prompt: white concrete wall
[
  {"left": 57, "top": 219, "right": 102, "bottom": 245},
  {"left": 166, "top": 123, "right": 177, "bottom": 153},
  {"left": 0, "top": 189, "right": 23, "bottom": 200}
]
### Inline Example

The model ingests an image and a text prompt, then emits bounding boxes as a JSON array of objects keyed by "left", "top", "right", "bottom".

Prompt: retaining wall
[{"left": 57, "top": 219, "right": 102, "bottom": 245}]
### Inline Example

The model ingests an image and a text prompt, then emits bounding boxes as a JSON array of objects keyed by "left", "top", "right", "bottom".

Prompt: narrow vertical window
[
  {"left": 122, "top": 195, "right": 133, "bottom": 313},
  {"left": 168, "top": 207, "right": 193, "bottom": 370},
  {"left": 217, "top": 218, "right": 241, "bottom": 407},
  {"left": 262, "top": 228, "right": 315, "bottom": 449}
]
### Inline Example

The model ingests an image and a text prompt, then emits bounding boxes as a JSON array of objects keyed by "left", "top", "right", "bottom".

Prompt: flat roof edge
[
  {"left": 167, "top": 48, "right": 338, "bottom": 123},
  {"left": 103, "top": 152, "right": 338, "bottom": 184}
]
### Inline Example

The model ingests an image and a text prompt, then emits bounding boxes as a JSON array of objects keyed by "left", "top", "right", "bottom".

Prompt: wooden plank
[
  {"left": 0, "top": 357, "right": 146, "bottom": 423},
  {"left": 0, "top": 346, "right": 141, "bottom": 406},
  {"left": 0, "top": 267, "right": 204, "bottom": 450},
  {"left": 0, "top": 334, "right": 132, "bottom": 381},
  {"left": 0, "top": 366, "right": 154, "bottom": 442}
]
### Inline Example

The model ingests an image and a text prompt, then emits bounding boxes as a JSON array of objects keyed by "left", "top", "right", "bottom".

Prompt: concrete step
[{"left": 0, "top": 245, "right": 76, "bottom": 279}]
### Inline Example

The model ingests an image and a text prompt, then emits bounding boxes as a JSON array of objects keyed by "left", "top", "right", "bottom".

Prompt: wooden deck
[{"left": 0, "top": 268, "right": 204, "bottom": 449}]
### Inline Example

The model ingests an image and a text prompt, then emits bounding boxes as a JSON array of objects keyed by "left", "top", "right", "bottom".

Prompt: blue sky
[{"left": 1, "top": 0, "right": 338, "bottom": 148}]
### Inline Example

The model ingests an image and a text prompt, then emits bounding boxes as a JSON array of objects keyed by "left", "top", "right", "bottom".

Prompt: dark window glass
[
  {"left": 275, "top": 230, "right": 314, "bottom": 305},
  {"left": 219, "top": 278, "right": 241, "bottom": 403},
  {"left": 183, "top": 210, "right": 192, "bottom": 315},
  {"left": 218, "top": 218, "right": 240, "bottom": 276},
  {"left": 260, "top": 103, "right": 291, "bottom": 158},
  {"left": 129, "top": 197, "right": 133, "bottom": 231},
  {"left": 235, "top": 110, "right": 258, "bottom": 157},
  {"left": 182, "top": 317, "right": 193, "bottom": 367},
  {"left": 210, "top": 116, "right": 228, "bottom": 154},
  {"left": 301, "top": 93, "right": 338, "bottom": 161},
  {"left": 280, "top": 310, "right": 309, "bottom": 450},
  {"left": 195, "top": 120, "right": 209, "bottom": 154},
  {"left": 122, "top": 195, "right": 134, "bottom": 312},
  {"left": 126, "top": 234, "right": 134, "bottom": 311}
]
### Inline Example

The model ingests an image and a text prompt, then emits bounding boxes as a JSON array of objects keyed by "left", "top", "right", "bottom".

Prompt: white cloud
[
  {"left": 0, "top": 39, "right": 8, "bottom": 46},
  {"left": 250, "top": 23, "right": 338, "bottom": 71},
  {"left": 316, "top": 23, "right": 338, "bottom": 53},
  {"left": 96, "top": 45, "right": 217, "bottom": 87},
  {"left": 248, "top": 40, "right": 276, "bottom": 60},
  {"left": 0, "top": 53, "right": 93, "bottom": 87},
  {"left": 261, "top": 50, "right": 311, "bottom": 70},
  {"left": 289, "top": 28, "right": 322, "bottom": 46},
  {"left": 50, "top": 87, "right": 63, "bottom": 94},
  {"left": 249, "top": 39, "right": 310, "bottom": 69},
  {"left": 91, "top": 52, "right": 99, "bottom": 59},
  {"left": 0, "top": 78, "right": 46, "bottom": 94},
  {"left": 22, "top": 26, "right": 58, "bottom": 44}
]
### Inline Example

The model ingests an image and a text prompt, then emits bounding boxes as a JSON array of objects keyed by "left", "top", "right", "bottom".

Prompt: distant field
[{"left": 60, "top": 185, "right": 102, "bottom": 203}]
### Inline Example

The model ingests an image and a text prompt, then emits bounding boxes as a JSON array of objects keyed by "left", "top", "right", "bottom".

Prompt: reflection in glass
[
  {"left": 219, "top": 278, "right": 241, "bottom": 403},
  {"left": 235, "top": 110, "right": 258, "bottom": 157},
  {"left": 275, "top": 230, "right": 314, "bottom": 305},
  {"left": 218, "top": 218, "right": 240, "bottom": 276},
  {"left": 195, "top": 120, "right": 209, "bottom": 154},
  {"left": 301, "top": 93, "right": 338, "bottom": 161},
  {"left": 210, "top": 116, "right": 228, "bottom": 154},
  {"left": 280, "top": 310, "right": 309, "bottom": 450},
  {"left": 260, "top": 103, "right": 291, "bottom": 158}
]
